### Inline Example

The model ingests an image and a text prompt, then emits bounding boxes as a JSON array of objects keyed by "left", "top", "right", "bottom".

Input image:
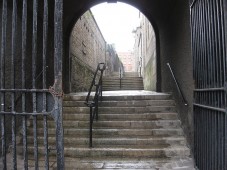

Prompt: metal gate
[
  {"left": 0, "top": 0, "right": 64, "bottom": 169},
  {"left": 191, "top": 0, "right": 227, "bottom": 169}
]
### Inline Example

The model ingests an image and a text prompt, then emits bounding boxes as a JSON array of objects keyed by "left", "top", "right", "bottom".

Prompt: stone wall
[
  {"left": 158, "top": 0, "right": 194, "bottom": 148},
  {"left": 70, "top": 10, "right": 106, "bottom": 92},
  {"left": 105, "top": 44, "right": 124, "bottom": 75},
  {"left": 133, "top": 13, "right": 156, "bottom": 91}
]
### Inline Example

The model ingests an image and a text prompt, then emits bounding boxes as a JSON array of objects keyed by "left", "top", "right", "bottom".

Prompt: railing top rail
[
  {"left": 167, "top": 63, "right": 188, "bottom": 106},
  {"left": 84, "top": 62, "right": 106, "bottom": 147}
]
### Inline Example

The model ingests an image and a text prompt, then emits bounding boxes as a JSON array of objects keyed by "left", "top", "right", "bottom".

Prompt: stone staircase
[
  {"left": 15, "top": 91, "right": 194, "bottom": 169},
  {"left": 103, "top": 72, "right": 144, "bottom": 91}
]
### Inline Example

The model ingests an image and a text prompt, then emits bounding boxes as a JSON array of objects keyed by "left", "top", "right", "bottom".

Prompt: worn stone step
[
  {"left": 26, "top": 136, "right": 186, "bottom": 147},
  {"left": 25, "top": 157, "right": 195, "bottom": 170},
  {"left": 63, "top": 100, "right": 175, "bottom": 107},
  {"left": 103, "top": 83, "right": 143, "bottom": 85},
  {"left": 18, "top": 146, "right": 190, "bottom": 159},
  {"left": 64, "top": 146, "right": 191, "bottom": 158},
  {"left": 103, "top": 88, "right": 144, "bottom": 91},
  {"left": 28, "top": 128, "right": 184, "bottom": 138},
  {"left": 103, "top": 77, "right": 142, "bottom": 80},
  {"left": 40, "top": 113, "right": 178, "bottom": 121},
  {"left": 102, "top": 86, "right": 144, "bottom": 89},
  {"left": 63, "top": 92, "right": 172, "bottom": 101},
  {"left": 102, "top": 85, "right": 144, "bottom": 88},
  {"left": 33, "top": 120, "right": 181, "bottom": 129},
  {"left": 93, "top": 120, "right": 181, "bottom": 129},
  {"left": 63, "top": 106, "right": 176, "bottom": 113},
  {"left": 103, "top": 80, "right": 143, "bottom": 83}
]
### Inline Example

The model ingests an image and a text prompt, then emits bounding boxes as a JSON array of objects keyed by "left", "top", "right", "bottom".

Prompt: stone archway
[{"left": 63, "top": 0, "right": 162, "bottom": 94}]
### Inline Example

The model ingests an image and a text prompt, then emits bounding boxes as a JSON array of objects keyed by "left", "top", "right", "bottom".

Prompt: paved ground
[{"left": 0, "top": 155, "right": 195, "bottom": 169}]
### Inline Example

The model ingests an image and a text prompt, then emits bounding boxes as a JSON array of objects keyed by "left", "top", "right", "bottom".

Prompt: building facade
[
  {"left": 117, "top": 51, "right": 135, "bottom": 72},
  {"left": 133, "top": 12, "right": 156, "bottom": 91}
]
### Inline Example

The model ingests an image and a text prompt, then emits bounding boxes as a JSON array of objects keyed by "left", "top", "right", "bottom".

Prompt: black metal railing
[
  {"left": 167, "top": 63, "right": 188, "bottom": 106},
  {"left": 84, "top": 63, "right": 106, "bottom": 147},
  {"left": 119, "top": 67, "right": 124, "bottom": 89},
  {"left": 191, "top": 0, "right": 227, "bottom": 169}
]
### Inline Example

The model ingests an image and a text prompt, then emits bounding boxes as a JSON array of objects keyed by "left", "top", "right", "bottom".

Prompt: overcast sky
[{"left": 91, "top": 2, "right": 140, "bottom": 52}]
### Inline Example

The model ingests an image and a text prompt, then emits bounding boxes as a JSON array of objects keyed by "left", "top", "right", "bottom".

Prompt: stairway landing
[{"left": 62, "top": 90, "right": 195, "bottom": 170}]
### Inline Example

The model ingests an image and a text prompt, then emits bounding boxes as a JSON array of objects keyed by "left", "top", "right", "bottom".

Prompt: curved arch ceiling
[{"left": 63, "top": 0, "right": 174, "bottom": 35}]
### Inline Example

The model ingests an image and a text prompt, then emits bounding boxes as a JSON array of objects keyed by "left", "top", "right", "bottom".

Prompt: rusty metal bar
[
  {"left": 22, "top": 0, "right": 28, "bottom": 168},
  {"left": 0, "top": 111, "right": 51, "bottom": 116},
  {"left": 194, "top": 87, "right": 225, "bottom": 92},
  {"left": 11, "top": 0, "right": 18, "bottom": 168},
  {"left": 0, "top": 89, "right": 49, "bottom": 92},
  {"left": 54, "top": 0, "right": 65, "bottom": 169},
  {"left": 0, "top": 0, "right": 7, "bottom": 168},
  {"left": 32, "top": 0, "right": 39, "bottom": 168},
  {"left": 43, "top": 0, "right": 49, "bottom": 169}
]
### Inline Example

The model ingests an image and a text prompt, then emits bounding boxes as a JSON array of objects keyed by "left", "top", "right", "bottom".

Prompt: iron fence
[
  {"left": 0, "top": 0, "right": 64, "bottom": 169},
  {"left": 191, "top": 0, "right": 227, "bottom": 169}
]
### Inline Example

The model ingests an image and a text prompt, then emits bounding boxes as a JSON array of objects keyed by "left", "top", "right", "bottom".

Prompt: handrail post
[
  {"left": 100, "top": 70, "right": 103, "bottom": 101},
  {"left": 89, "top": 106, "right": 93, "bottom": 148},
  {"left": 119, "top": 67, "right": 122, "bottom": 89},
  {"left": 85, "top": 62, "right": 106, "bottom": 148}
]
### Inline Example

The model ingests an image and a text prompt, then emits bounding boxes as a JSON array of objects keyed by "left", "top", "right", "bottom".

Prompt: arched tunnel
[
  {"left": 63, "top": 0, "right": 194, "bottom": 148},
  {"left": 0, "top": 0, "right": 227, "bottom": 169}
]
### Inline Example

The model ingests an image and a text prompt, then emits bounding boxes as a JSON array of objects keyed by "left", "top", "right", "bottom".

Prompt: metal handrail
[
  {"left": 167, "top": 63, "right": 188, "bottom": 106},
  {"left": 119, "top": 67, "right": 124, "bottom": 89},
  {"left": 84, "top": 63, "right": 106, "bottom": 147}
]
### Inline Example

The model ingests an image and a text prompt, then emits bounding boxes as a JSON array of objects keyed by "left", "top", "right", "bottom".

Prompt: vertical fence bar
[
  {"left": 221, "top": 0, "right": 227, "bottom": 168},
  {"left": 22, "top": 0, "right": 28, "bottom": 168},
  {"left": 43, "top": 0, "right": 49, "bottom": 169},
  {"left": 32, "top": 0, "right": 39, "bottom": 168},
  {"left": 54, "top": 0, "right": 64, "bottom": 169},
  {"left": 0, "top": 0, "right": 7, "bottom": 168},
  {"left": 11, "top": 0, "right": 17, "bottom": 168},
  {"left": 192, "top": 0, "right": 227, "bottom": 169}
]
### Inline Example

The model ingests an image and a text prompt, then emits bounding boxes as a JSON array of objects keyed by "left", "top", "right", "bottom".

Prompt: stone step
[
  {"left": 103, "top": 82, "right": 143, "bottom": 85},
  {"left": 63, "top": 93, "right": 172, "bottom": 101},
  {"left": 64, "top": 146, "right": 191, "bottom": 159},
  {"left": 103, "top": 77, "right": 142, "bottom": 80},
  {"left": 26, "top": 137, "right": 186, "bottom": 147},
  {"left": 102, "top": 87, "right": 144, "bottom": 91},
  {"left": 102, "top": 87, "right": 144, "bottom": 89},
  {"left": 92, "top": 120, "right": 181, "bottom": 129},
  {"left": 37, "top": 113, "right": 178, "bottom": 121},
  {"left": 18, "top": 146, "right": 191, "bottom": 159},
  {"left": 63, "top": 100, "right": 175, "bottom": 107},
  {"left": 25, "top": 157, "right": 195, "bottom": 170},
  {"left": 102, "top": 85, "right": 143, "bottom": 88},
  {"left": 63, "top": 106, "right": 176, "bottom": 113},
  {"left": 33, "top": 120, "right": 181, "bottom": 129},
  {"left": 28, "top": 128, "right": 184, "bottom": 138},
  {"left": 103, "top": 79, "right": 143, "bottom": 82},
  {"left": 102, "top": 86, "right": 144, "bottom": 88}
]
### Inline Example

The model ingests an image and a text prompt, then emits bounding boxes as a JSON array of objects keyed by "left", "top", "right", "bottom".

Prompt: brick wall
[{"left": 70, "top": 10, "right": 106, "bottom": 92}]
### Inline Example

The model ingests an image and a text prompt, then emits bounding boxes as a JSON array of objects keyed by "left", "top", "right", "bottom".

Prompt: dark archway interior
[
  {"left": 62, "top": 0, "right": 194, "bottom": 148},
  {"left": 68, "top": 2, "right": 158, "bottom": 93}
]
